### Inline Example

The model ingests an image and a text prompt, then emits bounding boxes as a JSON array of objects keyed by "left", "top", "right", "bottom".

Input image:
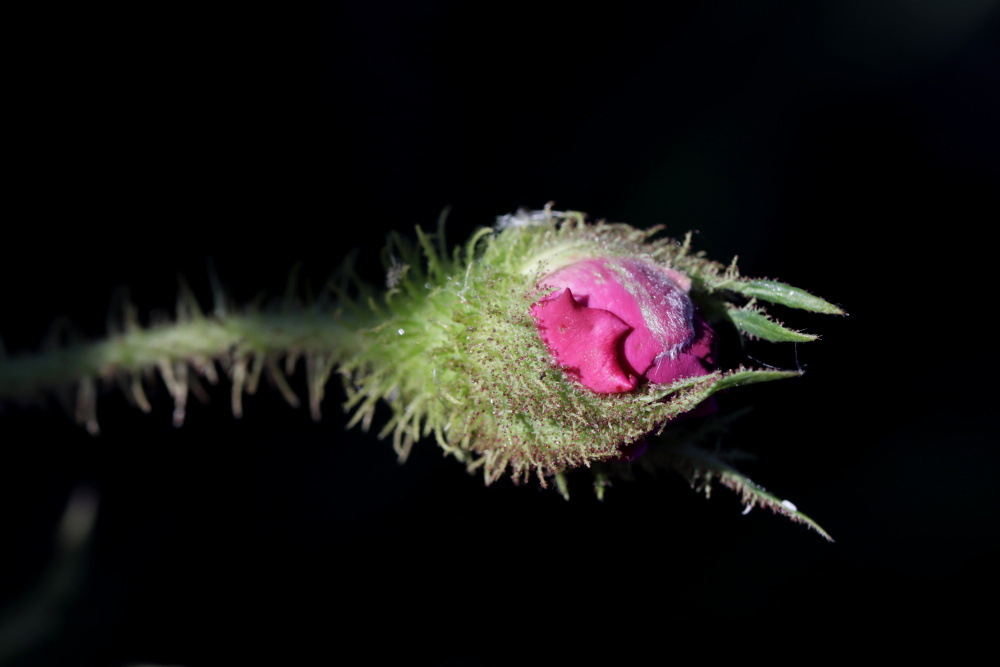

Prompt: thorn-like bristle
[
  {"left": 231, "top": 356, "right": 248, "bottom": 419},
  {"left": 266, "top": 357, "right": 300, "bottom": 409},
  {"left": 75, "top": 379, "right": 99, "bottom": 435}
]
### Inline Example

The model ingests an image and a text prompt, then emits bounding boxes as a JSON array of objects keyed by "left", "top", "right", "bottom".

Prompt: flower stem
[{"left": 0, "top": 310, "right": 363, "bottom": 433}]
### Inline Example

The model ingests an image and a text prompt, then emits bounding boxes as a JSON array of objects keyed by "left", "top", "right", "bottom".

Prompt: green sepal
[
  {"left": 663, "top": 442, "right": 833, "bottom": 541},
  {"left": 707, "top": 367, "right": 802, "bottom": 394},
  {"left": 639, "top": 367, "right": 799, "bottom": 406},
  {"left": 725, "top": 304, "right": 818, "bottom": 342},
  {"left": 590, "top": 412, "right": 832, "bottom": 540},
  {"left": 728, "top": 280, "right": 844, "bottom": 315}
]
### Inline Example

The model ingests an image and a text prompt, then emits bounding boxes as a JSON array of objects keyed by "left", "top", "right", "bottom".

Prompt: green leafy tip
[
  {"left": 668, "top": 443, "right": 833, "bottom": 541},
  {"left": 732, "top": 280, "right": 845, "bottom": 315},
  {"left": 725, "top": 304, "right": 819, "bottom": 343}
]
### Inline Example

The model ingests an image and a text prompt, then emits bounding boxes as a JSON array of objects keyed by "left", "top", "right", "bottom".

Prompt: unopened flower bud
[{"left": 338, "top": 209, "right": 841, "bottom": 492}]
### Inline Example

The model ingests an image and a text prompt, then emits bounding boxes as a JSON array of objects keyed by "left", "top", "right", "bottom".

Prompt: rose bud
[{"left": 334, "top": 208, "right": 841, "bottom": 495}]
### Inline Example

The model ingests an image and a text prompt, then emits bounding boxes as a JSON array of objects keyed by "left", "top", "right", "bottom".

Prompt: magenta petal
[
  {"left": 539, "top": 258, "right": 695, "bottom": 379},
  {"left": 644, "top": 314, "right": 717, "bottom": 385},
  {"left": 645, "top": 352, "right": 708, "bottom": 384},
  {"left": 532, "top": 257, "right": 718, "bottom": 397},
  {"left": 531, "top": 288, "right": 637, "bottom": 394}
]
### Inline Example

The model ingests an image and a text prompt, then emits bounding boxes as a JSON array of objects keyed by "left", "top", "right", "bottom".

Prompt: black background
[{"left": 2, "top": 2, "right": 998, "bottom": 664}]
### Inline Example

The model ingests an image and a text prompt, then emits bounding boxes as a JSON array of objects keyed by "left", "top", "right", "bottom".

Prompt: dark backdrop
[{"left": 3, "top": 2, "right": 998, "bottom": 664}]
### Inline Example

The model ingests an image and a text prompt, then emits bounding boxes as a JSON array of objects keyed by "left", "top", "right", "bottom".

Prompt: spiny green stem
[{"left": 0, "top": 311, "right": 362, "bottom": 433}]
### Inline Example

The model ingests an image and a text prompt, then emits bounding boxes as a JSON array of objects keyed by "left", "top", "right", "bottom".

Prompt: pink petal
[
  {"left": 539, "top": 259, "right": 695, "bottom": 379},
  {"left": 530, "top": 288, "right": 637, "bottom": 394},
  {"left": 644, "top": 313, "right": 717, "bottom": 385}
]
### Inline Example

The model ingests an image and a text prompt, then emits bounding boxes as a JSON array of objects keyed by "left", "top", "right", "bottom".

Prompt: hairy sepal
[
  {"left": 337, "top": 212, "right": 821, "bottom": 486},
  {"left": 724, "top": 304, "right": 818, "bottom": 343},
  {"left": 727, "top": 279, "right": 844, "bottom": 315}
]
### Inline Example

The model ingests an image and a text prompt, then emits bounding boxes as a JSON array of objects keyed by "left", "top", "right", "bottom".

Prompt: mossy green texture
[{"left": 336, "top": 210, "right": 840, "bottom": 486}]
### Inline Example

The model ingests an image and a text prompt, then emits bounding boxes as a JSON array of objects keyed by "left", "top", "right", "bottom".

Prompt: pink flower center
[{"left": 531, "top": 258, "right": 716, "bottom": 394}]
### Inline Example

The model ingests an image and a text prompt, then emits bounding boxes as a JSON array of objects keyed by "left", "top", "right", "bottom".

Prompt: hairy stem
[{"left": 0, "top": 310, "right": 361, "bottom": 433}]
